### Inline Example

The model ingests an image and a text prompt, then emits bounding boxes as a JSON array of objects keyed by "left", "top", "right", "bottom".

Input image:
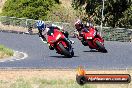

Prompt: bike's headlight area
[
  {"left": 87, "top": 37, "right": 92, "bottom": 39},
  {"left": 56, "top": 34, "right": 61, "bottom": 40}
]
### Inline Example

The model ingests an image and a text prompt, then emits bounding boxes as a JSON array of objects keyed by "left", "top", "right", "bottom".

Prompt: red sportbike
[
  {"left": 78, "top": 27, "right": 107, "bottom": 53},
  {"left": 47, "top": 28, "right": 74, "bottom": 57}
]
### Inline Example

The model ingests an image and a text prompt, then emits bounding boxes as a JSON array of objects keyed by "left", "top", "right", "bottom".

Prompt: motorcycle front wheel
[
  {"left": 95, "top": 40, "right": 107, "bottom": 53},
  {"left": 58, "top": 43, "right": 74, "bottom": 58}
]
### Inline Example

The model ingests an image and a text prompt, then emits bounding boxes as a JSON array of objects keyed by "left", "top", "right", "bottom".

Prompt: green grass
[
  {"left": 31, "top": 78, "right": 95, "bottom": 88},
  {"left": 0, "top": 44, "right": 14, "bottom": 59},
  {"left": 10, "top": 78, "right": 32, "bottom": 88},
  {"left": 8, "top": 78, "right": 95, "bottom": 88}
]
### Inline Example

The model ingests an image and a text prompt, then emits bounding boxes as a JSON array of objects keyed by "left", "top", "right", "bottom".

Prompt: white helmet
[
  {"left": 52, "top": 24, "right": 63, "bottom": 30},
  {"left": 74, "top": 19, "right": 82, "bottom": 26},
  {"left": 86, "top": 21, "right": 93, "bottom": 27}
]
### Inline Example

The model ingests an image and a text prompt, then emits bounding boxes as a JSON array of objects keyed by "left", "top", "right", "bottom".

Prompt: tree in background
[
  {"left": 116, "top": 5, "right": 132, "bottom": 28},
  {"left": 1, "top": 0, "right": 78, "bottom": 23},
  {"left": 72, "top": 0, "right": 132, "bottom": 28},
  {"left": 1, "top": 0, "right": 59, "bottom": 20},
  {"left": 1, "top": 0, "right": 131, "bottom": 28}
]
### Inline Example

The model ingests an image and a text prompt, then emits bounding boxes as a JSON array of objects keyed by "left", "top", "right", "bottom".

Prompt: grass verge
[
  {"left": 0, "top": 69, "right": 131, "bottom": 88},
  {"left": 0, "top": 44, "right": 14, "bottom": 59},
  {"left": 9, "top": 78, "right": 93, "bottom": 88},
  {"left": 0, "top": 70, "right": 95, "bottom": 88}
]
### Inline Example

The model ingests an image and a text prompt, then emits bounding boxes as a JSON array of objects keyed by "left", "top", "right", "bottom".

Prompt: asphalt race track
[{"left": 0, "top": 32, "right": 132, "bottom": 69}]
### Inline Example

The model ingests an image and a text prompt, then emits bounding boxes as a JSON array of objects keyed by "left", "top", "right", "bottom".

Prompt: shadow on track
[
  {"left": 50, "top": 55, "right": 79, "bottom": 58},
  {"left": 83, "top": 50, "right": 108, "bottom": 53},
  {"left": 83, "top": 49, "right": 99, "bottom": 52}
]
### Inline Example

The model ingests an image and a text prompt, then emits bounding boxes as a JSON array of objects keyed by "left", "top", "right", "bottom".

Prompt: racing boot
[
  {"left": 48, "top": 43, "right": 54, "bottom": 50},
  {"left": 40, "top": 37, "right": 47, "bottom": 44},
  {"left": 49, "top": 46, "right": 54, "bottom": 50},
  {"left": 69, "top": 39, "right": 75, "bottom": 44},
  {"left": 81, "top": 38, "right": 88, "bottom": 46},
  {"left": 66, "top": 38, "right": 75, "bottom": 44},
  {"left": 82, "top": 41, "right": 88, "bottom": 46}
]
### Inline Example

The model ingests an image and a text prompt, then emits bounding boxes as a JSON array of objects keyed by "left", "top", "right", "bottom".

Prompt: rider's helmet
[
  {"left": 74, "top": 19, "right": 83, "bottom": 31},
  {"left": 51, "top": 24, "right": 65, "bottom": 32},
  {"left": 36, "top": 20, "right": 46, "bottom": 30},
  {"left": 86, "top": 21, "right": 93, "bottom": 28}
]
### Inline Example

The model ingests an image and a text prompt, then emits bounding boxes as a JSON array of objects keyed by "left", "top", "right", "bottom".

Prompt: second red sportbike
[
  {"left": 78, "top": 27, "right": 107, "bottom": 53},
  {"left": 47, "top": 28, "right": 74, "bottom": 57}
]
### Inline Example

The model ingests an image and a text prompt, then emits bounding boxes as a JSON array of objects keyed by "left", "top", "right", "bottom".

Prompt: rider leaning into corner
[
  {"left": 74, "top": 19, "right": 98, "bottom": 46},
  {"left": 36, "top": 20, "right": 74, "bottom": 50}
]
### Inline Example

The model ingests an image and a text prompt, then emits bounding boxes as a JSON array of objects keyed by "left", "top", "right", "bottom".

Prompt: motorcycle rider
[
  {"left": 36, "top": 20, "right": 47, "bottom": 43},
  {"left": 36, "top": 20, "right": 74, "bottom": 50},
  {"left": 74, "top": 19, "right": 90, "bottom": 46},
  {"left": 75, "top": 19, "right": 98, "bottom": 46}
]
